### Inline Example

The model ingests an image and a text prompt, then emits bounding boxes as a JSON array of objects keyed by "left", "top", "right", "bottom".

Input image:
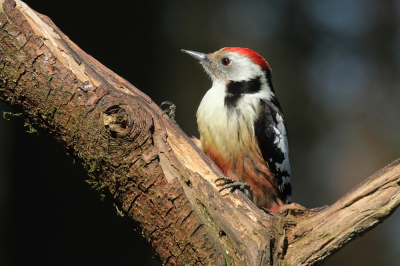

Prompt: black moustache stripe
[{"left": 224, "top": 76, "right": 262, "bottom": 109}]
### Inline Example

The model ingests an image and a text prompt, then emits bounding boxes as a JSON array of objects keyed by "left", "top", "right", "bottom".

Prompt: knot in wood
[{"left": 103, "top": 106, "right": 129, "bottom": 138}]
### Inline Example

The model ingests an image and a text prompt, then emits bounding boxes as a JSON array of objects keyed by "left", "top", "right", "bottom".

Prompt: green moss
[
  {"left": 23, "top": 117, "right": 38, "bottom": 134},
  {"left": 86, "top": 179, "right": 99, "bottom": 189},
  {"left": 87, "top": 155, "right": 105, "bottom": 173},
  {"left": 2, "top": 112, "right": 39, "bottom": 134},
  {"left": 2, "top": 111, "right": 22, "bottom": 120},
  {"left": 88, "top": 161, "right": 98, "bottom": 173},
  {"left": 223, "top": 252, "right": 231, "bottom": 266},
  {"left": 114, "top": 203, "right": 125, "bottom": 217},
  {"left": 86, "top": 179, "right": 106, "bottom": 201}
]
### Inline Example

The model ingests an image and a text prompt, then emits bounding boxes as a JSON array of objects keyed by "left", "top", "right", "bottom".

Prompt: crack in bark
[
  {"left": 190, "top": 224, "right": 204, "bottom": 237},
  {"left": 179, "top": 210, "right": 193, "bottom": 227},
  {"left": 126, "top": 191, "right": 142, "bottom": 214},
  {"left": 17, "top": 33, "right": 30, "bottom": 51},
  {"left": 13, "top": 68, "right": 25, "bottom": 84},
  {"left": 163, "top": 206, "right": 174, "bottom": 219},
  {"left": 30, "top": 52, "right": 44, "bottom": 66}
]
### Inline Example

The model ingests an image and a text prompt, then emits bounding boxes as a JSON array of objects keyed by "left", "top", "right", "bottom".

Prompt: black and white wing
[{"left": 254, "top": 98, "right": 292, "bottom": 203}]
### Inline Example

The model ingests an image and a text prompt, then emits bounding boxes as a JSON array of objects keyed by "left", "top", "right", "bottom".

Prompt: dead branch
[{"left": 0, "top": 0, "right": 399, "bottom": 265}]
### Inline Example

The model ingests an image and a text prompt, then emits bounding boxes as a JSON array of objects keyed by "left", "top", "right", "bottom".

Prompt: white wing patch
[
  {"left": 273, "top": 126, "right": 285, "bottom": 152},
  {"left": 279, "top": 176, "right": 291, "bottom": 193},
  {"left": 273, "top": 113, "right": 291, "bottom": 175}
]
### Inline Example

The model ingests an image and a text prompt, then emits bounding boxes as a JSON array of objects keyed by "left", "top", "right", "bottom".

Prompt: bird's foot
[
  {"left": 161, "top": 101, "right": 176, "bottom": 122},
  {"left": 215, "top": 177, "right": 250, "bottom": 193},
  {"left": 261, "top": 207, "right": 275, "bottom": 216}
]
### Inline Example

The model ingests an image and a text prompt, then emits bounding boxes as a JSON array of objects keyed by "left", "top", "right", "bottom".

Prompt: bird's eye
[{"left": 221, "top": 58, "right": 231, "bottom": 66}]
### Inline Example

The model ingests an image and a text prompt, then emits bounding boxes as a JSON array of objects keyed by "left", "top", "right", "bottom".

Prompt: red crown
[{"left": 221, "top": 47, "right": 271, "bottom": 71}]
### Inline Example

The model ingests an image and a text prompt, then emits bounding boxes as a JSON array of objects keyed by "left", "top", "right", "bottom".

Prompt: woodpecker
[{"left": 182, "top": 47, "right": 291, "bottom": 213}]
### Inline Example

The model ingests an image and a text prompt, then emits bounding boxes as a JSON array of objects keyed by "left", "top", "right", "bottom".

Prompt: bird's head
[{"left": 182, "top": 47, "right": 271, "bottom": 84}]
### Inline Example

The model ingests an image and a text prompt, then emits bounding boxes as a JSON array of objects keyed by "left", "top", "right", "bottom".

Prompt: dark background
[{"left": 1, "top": 0, "right": 400, "bottom": 265}]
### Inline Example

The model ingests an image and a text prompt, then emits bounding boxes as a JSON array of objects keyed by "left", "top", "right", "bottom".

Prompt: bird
[{"left": 182, "top": 47, "right": 291, "bottom": 213}]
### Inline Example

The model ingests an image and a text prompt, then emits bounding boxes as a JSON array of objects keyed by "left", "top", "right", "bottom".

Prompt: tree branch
[
  {"left": 0, "top": 1, "right": 398, "bottom": 265},
  {"left": 274, "top": 159, "right": 400, "bottom": 265}
]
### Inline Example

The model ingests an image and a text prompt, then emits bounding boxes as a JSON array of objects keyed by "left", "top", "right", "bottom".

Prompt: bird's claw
[
  {"left": 161, "top": 101, "right": 176, "bottom": 122},
  {"left": 261, "top": 207, "right": 275, "bottom": 216},
  {"left": 215, "top": 177, "right": 250, "bottom": 192}
]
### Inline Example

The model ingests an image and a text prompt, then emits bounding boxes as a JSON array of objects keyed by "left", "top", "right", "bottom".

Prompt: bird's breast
[{"left": 197, "top": 84, "right": 261, "bottom": 177}]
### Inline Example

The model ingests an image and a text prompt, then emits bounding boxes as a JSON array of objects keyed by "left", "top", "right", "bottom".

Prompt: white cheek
[{"left": 223, "top": 53, "right": 264, "bottom": 81}]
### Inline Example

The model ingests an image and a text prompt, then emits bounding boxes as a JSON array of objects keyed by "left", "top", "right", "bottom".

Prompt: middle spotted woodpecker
[{"left": 182, "top": 47, "right": 291, "bottom": 213}]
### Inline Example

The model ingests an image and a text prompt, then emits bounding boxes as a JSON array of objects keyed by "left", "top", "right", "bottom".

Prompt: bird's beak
[{"left": 181, "top": 49, "right": 210, "bottom": 65}]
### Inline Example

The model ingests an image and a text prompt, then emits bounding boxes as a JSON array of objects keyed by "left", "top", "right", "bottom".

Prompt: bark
[{"left": 0, "top": 1, "right": 399, "bottom": 265}]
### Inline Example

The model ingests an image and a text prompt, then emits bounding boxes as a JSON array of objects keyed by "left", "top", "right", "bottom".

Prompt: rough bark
[{"left": 0, "top": 1, "right": 399, "bottom": 265}]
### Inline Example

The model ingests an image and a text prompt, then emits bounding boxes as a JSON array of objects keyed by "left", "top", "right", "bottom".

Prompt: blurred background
[{"left": 1, "top": 0, "right": 399, "bottom": 265}]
